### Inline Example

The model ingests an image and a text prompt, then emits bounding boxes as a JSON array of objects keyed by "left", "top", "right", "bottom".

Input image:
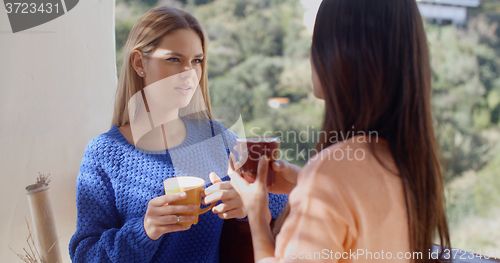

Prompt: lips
[{"left": 174, "top": 85, "right": 192, "bottom": 96}]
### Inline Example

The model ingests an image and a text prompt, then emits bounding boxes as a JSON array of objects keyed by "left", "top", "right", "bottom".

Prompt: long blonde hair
[{"left": 111, "top": 6, "right": 212, "bottom": 128}]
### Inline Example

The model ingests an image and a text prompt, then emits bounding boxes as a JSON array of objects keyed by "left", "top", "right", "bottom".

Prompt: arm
[
  {"left": 230, "top": 157, "right": 349, "bottom": 263},
  {"left": 228, "top": 157, "right": 276, "bottom": 261},
  {"left": 253, "top": 194, "right": 347, "bottom": 263},
  {"left": 249, "top": 211, "right": 277, "bottom": 261},
  {"left": 69, "top": 143, "right": 161, "bottom": 262},
  {"left": 69, "top": 141, "right": 196, "bottom": 262}
]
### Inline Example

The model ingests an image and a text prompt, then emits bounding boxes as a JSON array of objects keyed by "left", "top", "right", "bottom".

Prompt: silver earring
[{"left": 141, "top": 72, "right": 144, "bottom": 75}]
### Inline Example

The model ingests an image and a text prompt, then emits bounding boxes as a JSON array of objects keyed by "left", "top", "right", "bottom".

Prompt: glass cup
[{"left": 236, "top": 137, "right": 281, "bottom": 186}]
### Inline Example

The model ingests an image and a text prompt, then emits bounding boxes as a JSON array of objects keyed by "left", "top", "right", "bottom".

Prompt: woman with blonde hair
[{"left": 69, "top": 6, "right": 287, "bottom": 262}]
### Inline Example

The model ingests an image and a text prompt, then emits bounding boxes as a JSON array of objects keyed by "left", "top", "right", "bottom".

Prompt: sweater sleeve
[
  {"left": 268, "top": 193, "right": 288, "bottom": 219},
  {"left": 69, "top": 140, "right": 161, "bottom": 263}
]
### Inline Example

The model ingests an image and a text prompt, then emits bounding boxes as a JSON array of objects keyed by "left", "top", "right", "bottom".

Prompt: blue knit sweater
[{"left": 69, "top": 117, "right": 288, "bottom": 263}]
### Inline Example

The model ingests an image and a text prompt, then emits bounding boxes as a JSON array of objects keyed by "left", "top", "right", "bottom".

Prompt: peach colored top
[{"left": 259, "top": 136, "right": 410, "bottom": 262}]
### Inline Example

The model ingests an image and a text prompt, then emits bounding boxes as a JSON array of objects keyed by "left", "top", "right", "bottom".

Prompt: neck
[
  {"left": 127, "top": 104, "right": 186, "bottom": 150},
  {"left": 149, "top": 108, "right": 180, "bottom": 128}
]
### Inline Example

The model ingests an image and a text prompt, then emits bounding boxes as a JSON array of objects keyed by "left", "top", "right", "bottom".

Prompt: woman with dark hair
[{"left": 228, "top": 0, "right": 451, "bottom": 262}]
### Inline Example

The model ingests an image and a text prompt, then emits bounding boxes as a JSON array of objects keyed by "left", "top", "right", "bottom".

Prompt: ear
[{"left": 131, "top": 50, "right": 145, "bottom": 77}]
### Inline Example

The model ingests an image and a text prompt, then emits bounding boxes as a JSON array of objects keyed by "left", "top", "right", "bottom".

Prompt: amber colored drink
[{"left": 236, "top": 137, "right": 281, "bottom": 186}]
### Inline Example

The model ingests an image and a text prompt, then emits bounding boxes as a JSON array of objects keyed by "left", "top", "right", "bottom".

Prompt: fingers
[
  {"left": 143, "top": 204, "right": 196, "bottom": 240},
  {"left": 229, "top": 152, "right": 236, "bottom": 172},
  {"left": 153, "top": 214, "right": 197, "bottom": 225},
  {"left": 217, "top": 208, "right": 247, "bottom": 219},
  {"left": 149, "top": 192, "right": 187, "bottom": 206},
  {"left": 256, "top": 156, "right": 269, "bottom": 186},
  {"left": 209, "top": 172, "right": 222, "bottom": 184},
  {"left": 272, "top": 159, "right": 284, "bottom": 171},
  {"left": 242, "top": 173, "right": 256, "bottom": 184},
  {"left": 230, "top": 152, "right": 243, "bottom": 171},
  {"left": 203, "top": 172, "right": 225, "bottom": 198},
  {"left": 204, "top": 189, "right": 238, "bottom": 204},
  {"left": 236, "top": 145, "right": 249, "bottom": 164},
  {"left": 204, "top": 180, "right": 232, "bottom": 196},
  {"left": 234, "top": 161, "right": 243, "bottom": 171},
  {"left": 159, "top": 204, "right": 199, "bottom": 216},
  {"left": 228, "top": 171, "right": 249, "bottom": 194},
  {"left": 212, "top": 198, "right": 241, "bottom": 213}
]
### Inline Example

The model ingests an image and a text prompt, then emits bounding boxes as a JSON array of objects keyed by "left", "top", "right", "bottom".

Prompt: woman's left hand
[
  {"left": 203, "top": 172, "right": 247, "bottom": 219},
  {"left": 227, "top": 156, "right": 272, "bottom": 224}
]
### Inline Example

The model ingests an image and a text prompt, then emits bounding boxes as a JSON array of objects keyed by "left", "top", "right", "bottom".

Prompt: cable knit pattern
[{"left": 69, "top": 117, "right": 288, "bottom": 263}]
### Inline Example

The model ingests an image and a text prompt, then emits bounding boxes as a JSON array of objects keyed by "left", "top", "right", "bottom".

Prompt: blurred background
[{"left": 114, "top": 0, "right": 500, "bottom": 254}]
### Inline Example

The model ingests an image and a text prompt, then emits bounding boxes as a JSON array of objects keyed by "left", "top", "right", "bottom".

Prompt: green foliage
[
  {"left": 446, "top": 171, "right": 480, "bottom": 225},
  {"left": 115, "top": 0, "right": 156, "bottom": 73},
  {"left": 114, "top": 0, "right": 500, "bottom": 173},
  {"left": 474, "top": 150, "right": 500, "bottom": 216},
  {"left": 426, "top": 16, "right": 500, "bottom": 181},
  {"left": 193, "top": 0, "right": 317, "bottom": 165}
]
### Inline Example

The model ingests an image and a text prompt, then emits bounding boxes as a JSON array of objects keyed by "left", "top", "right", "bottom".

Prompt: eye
[
  {"left": 166, "top": 57, "right": 180, "bottom": 63},
  {"left": 192, "top": 59, "right": 204, "bottom": 64}
]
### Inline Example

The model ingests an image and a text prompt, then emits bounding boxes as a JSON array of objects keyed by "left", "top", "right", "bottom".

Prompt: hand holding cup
[
  {"left": 143, "top": 193, "right": 198, "bottom": 240},
  {"left": 236, "top": 137, "right": 281, "bottom": 186}
]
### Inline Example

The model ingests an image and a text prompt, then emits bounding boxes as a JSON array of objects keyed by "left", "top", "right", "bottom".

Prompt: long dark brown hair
[{"left": 274, "top": 0, "right": 450, "bottom": 261}]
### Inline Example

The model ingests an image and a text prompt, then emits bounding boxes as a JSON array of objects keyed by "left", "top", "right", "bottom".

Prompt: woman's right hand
[
  {"left": 230, "top": 147, "right": 300, "bottom": 196},
  {"left": 267, "top": 160, "right": 300, "bottom": 195},
  {"left": 143, "top": 192, "right": 199, "bottom": 240}
]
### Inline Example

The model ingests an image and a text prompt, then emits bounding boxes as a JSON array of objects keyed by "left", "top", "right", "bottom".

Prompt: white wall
[
  {"left": 0, "top": 0, "right": 117, "bottom": 262},
  {"left": 416, "top": 0, "right": 480, "bottom": 8},
  {"left": 418, "top": 3, "right": 468, "bottom": 26}
]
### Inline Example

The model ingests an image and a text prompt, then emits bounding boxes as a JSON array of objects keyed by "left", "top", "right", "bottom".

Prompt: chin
[
  {"left": 313, "top": 90, "right": 325, "bottom": 100},
  {"left": 177, "top": 97, "right": 195, "bottom": 109},
  {"left": 175, "top": 102, "right": 191, "bottom": 110}
]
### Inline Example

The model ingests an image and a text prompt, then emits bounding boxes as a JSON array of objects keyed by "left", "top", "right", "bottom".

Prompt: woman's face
[
  {"left": 132, "top": 29, "right": 204, "bottom": 111},
  {"left": 310, "top": 54, "right": 324, "bottom": 100}
]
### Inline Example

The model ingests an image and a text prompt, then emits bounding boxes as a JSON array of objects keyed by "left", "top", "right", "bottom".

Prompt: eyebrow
[{"left": 164, "top": 52, "right": 204, "bottom": 58}]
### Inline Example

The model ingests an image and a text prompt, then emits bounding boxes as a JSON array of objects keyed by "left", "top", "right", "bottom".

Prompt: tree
[{"left": 427, "top": 15, "right": 500, "bottom": 181}]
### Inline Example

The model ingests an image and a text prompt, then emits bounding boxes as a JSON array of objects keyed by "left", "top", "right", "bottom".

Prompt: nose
[{"left": 180, "top": 68, "right": 195, "bottom": 79}]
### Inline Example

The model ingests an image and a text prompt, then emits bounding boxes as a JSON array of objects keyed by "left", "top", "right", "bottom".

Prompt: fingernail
[
  {"left": 179, "top": 192, "right": 186, "bottom": 197},
  {"left": 275, "top": 161, "right": 281, "bottom": 168},
  {"left": 190, "top": 205, "right": 198, "bottom": 210}
]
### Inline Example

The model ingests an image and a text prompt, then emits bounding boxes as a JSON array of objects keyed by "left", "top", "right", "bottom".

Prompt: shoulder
[
  {"left": 299, "top": 136, "right": 399, "bottom": 196},
  {"left": 82, "top": 126, "right": 130, "bottom": 161},
  {"left": 205, "top": 118, "right": 230, "bottom": 134},
  {"left": 184, "top": 117, "right": 239, "bottom": 139},
  {"left": 211, "top": 119, "right": 239, "bottom": 141},
  {"left": 293, "top": 136, "right": 405, "bottom": 220}
]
